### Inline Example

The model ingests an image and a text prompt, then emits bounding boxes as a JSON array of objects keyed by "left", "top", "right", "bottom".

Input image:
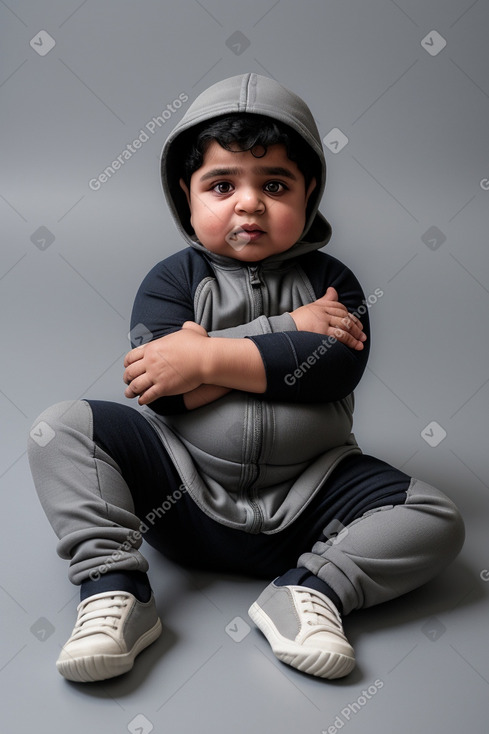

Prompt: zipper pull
[{"left": 249, "top": 266, "right": 261, "bottom": 286}]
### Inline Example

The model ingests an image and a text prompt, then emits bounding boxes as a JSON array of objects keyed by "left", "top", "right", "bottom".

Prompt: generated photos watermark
[
  {"left": 420, "top": 420, "right": 447, "bottom": 447},
  {"left": 30, "top": 30, "right": 56, "bottom": 56},
  {"left": 30, "top": 617, "right": 56, "bottom": 642},
  {"left": 225, "top": 616, "right": 251, "bottom": 642},
  {"left": 89, "top": 92, "right": 189, "bottom": 191},
  {"left": 322, "top": 679, "right": 384, "bottom": 733},
  {"left": 89, "top": 483, "right": 188, "bottom": 581},
  {"left": 128, "top": 714, "right": 154, "bottom": 734},
  {"left": 225, "top": 227, "right": 257, "bottom": 252},
  {"left": 29, "top": 420, "right": 56, "bottom": 447},
  {"left": 284, "top": 288, "right": 384, "bottom": 387}
]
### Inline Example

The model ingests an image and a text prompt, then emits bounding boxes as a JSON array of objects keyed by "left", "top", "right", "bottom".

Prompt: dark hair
[{"left": 178, "top": 113, "right": 319, "bottom": 190}]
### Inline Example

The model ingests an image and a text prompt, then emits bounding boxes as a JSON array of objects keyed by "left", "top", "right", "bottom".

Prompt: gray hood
[{"left": 160, "top": 73, "right": 331, "bottom": 262}]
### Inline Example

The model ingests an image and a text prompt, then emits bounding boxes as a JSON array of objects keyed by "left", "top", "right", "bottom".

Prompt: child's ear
[
  {"left": 305, "top": 177, "right": 317, "bottom": 204},
  {"left": 179, "top": 178, "right": 191, "bottom": 207}
]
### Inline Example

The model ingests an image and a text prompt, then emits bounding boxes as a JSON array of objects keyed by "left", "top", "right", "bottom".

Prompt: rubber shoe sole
[
  {"left": 249, "top": 594, "right": 355, "bottom": 680},
  {"left": 56, "top": 617, "right": 162, "bottom": 682}
]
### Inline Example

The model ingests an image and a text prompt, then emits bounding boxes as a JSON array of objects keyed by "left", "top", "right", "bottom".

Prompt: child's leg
[
  {"left": 29, "top": 400, "right": 167, "bottom": 585},
  {"left": 293, "top": 456, "right": 465, "bottom": 615},
  {"left": 27, "top": 398, "right": 184, "bottom": 682},
  {"left": 248, "top": 454, "right": 465, "bottom": 679}
]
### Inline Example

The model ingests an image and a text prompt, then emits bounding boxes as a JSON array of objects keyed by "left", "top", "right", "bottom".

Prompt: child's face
[{"left": 179, "top": 141, "right": 316, "bottom": 262}]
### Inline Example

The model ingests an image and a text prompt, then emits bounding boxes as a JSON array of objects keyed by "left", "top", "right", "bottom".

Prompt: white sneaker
[
  {"left": 56, "top": 591, "right": 162, "bottom": 682},
  {"left": 248, "top": 582, "right": 355, "bottom": 679}
]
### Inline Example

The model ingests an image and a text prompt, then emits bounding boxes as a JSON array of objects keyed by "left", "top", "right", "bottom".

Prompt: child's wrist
[
  {"left": 199, "top": 337, "right": 266, "bottom": 393},
  {"left": 200, "top": 337, "right": 232, "bottom": 386},
  {"left": 200, "top": 337, "right": 218, "bottom": 385}
]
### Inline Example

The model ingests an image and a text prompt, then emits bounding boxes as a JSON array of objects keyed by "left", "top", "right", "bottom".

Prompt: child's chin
[{"left": 227, "top": 246, "right": 267, "bottom": 260}]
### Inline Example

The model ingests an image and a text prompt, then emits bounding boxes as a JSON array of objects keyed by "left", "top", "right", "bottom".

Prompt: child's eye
[
  {"left": 264, "top": 181, "right": 287, "bottom": 194},
  {"left": 213, "top": 182, "right": 233, "bottom": 194}
]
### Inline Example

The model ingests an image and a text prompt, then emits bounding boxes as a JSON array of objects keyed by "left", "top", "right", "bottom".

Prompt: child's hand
[
  {"left": 123, "top": 321, "right": 209, "bottom": 405},
  {"left": 174, "top": 322, "right": 234, "bottom": 409},
  {"left": 183, "top": 384, "right": 232, "bottom": 410},
  {"left": 290, "top": 287, "right": 367, "bottom": 350}
]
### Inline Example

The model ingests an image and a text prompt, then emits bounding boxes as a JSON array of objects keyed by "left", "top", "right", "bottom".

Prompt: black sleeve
[
  {"left": 131, "top": 249, "right": 371, "bottom": 411},
  {"left": 129, "top": 250, "right": 207, "bottom": 415},
  {"left": 247, "top": 252, "right": 371, "bottom": 403},
  {"left": 129, "top": 250, "right": 301, "bottom": 415}
]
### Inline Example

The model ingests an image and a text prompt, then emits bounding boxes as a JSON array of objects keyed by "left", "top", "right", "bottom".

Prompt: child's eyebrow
[{"left": 199, "top": 166, "right": 298, "bottom": 182}]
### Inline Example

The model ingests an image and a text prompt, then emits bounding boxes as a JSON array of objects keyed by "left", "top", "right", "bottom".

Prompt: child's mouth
[{"left": 226, "top": 227, "right": 265, "bottom": 251}]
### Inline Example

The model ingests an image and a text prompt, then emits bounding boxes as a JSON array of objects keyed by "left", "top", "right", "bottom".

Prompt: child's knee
[
  {"left": 407, "top": 478, "right": 465, "bottom": 565},
  {"left": 28, "top": 400, "right": 92, "bottom": 458}
]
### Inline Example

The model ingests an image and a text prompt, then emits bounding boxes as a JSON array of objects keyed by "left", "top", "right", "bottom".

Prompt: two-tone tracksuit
[{"left": 28, "top": 73, "right": 464, "bottom": 615}]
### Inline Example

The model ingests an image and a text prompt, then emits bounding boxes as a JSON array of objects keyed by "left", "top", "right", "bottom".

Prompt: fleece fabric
[{"left": 132, "top": 73, "right": 369, "bottom": 534}]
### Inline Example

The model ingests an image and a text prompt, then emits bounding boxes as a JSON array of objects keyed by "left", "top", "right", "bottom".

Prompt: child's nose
[{"left": 235, "top": 187, "right": 265, "bottom": 213}]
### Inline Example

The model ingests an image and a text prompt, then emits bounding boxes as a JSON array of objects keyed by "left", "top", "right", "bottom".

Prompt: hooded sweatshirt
[{"left": 131, "top": 73, "right": 370, "bottom": 534}]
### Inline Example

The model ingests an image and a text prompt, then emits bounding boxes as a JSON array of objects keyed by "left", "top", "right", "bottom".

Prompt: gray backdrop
[{"left": 1, "top": 1, "right": 488, "bottom": 732}]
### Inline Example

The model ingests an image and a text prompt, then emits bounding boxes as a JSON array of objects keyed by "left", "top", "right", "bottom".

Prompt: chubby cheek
[
  {"left": 191, "top": 202, "right": 228, "bottom": 246},
  {"left": 272, "top": 208, "right": 306, "bottom": 243}
]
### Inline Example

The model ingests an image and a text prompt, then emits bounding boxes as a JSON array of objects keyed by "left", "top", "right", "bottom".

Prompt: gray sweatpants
[{"left": 28, "top": 400, "right": 465, "bottom": 616}]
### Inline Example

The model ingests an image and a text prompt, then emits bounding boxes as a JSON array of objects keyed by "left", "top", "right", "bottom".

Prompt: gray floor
[{"left": 1, "top": 1, "right": 488, "bottom": 732}]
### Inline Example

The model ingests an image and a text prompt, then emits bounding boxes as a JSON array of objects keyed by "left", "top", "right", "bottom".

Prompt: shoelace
[
  {"left": 69, "top": 592, "right": 130, "bottom": 643},
  {"left": 296, "top": 589, "right": 343, "bottom": 635}
]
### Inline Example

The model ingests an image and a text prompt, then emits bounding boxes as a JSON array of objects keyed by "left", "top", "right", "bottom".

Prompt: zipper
[
  {"left": 247, "top": 400, "right": 264, "bottom": 533},
  {"left": 248, "top": 265, "right": 263, "bottom": 318},
  {"left": 243, "top": 265, "right": 265, "bottom": 532}
]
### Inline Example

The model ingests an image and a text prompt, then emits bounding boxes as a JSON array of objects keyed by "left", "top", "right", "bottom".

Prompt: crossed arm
[{"left": 123, "top": 287, "right": 367, "bottom": 410}]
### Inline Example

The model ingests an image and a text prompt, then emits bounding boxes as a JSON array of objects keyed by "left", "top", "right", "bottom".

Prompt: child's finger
[
  {"left": 123, "top": 345, "right": 146, "bottom": 368},
  {"left": 181, "top": 320, "right": 208, "bottom": 336},
  {"left": 124, "top": 374, "right": 152, "bottom": 399},
  {"left": 332, "top": 327, "right": 366, "bottom": 350},
  {"left": 325, "top": 286, "right": 338, "bottom": 301},
  {"left": 341, "top": 318, "right": 367, "bottom": 342},
  {"left": 339, "top": 312, "right": 364, "bottom": 334},
  {"left": 123, "top": 358, "right": 146, "bottom": 385}
]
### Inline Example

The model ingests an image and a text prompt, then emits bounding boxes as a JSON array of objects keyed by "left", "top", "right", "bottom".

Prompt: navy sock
[
  {"left": 80, "top": 570, "right": 152, "bottom": 603},
  {"left": 274, "top": 568, "right": 343, "bottom": 615}
]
